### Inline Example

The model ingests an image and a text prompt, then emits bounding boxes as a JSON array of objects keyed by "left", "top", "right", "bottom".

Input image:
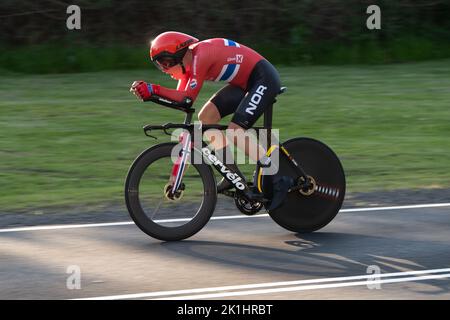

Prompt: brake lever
[
  {"left": 144, "top": 128, "right": 157, "bottom": 139},
  {"left": 162, "top": 123, "right": 174, "bottom": 136}
]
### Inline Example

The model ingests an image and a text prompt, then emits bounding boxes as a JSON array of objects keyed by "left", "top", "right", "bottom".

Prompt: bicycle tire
[
  {"left": 267, "top": 137, "right": 346, "bottom": 233},
  {"left": 125, "top": 142, "right": 217, "bottom": 241}
]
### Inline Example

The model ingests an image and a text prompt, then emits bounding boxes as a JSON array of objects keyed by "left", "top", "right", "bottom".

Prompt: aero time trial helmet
[{"left": 150, "top": 31, "right": 199, "bottom": 72}]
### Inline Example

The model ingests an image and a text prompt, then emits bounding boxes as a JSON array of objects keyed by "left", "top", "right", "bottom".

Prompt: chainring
[{"left": 234, "top": 193, "right": 264, "bottom": 215}]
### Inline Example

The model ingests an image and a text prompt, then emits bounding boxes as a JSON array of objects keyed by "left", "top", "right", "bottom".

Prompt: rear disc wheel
[{"left": 268, "top": 137, "right": 346, "bottom": 233}]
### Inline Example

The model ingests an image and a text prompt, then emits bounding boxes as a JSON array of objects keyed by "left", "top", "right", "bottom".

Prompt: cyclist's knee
[
  {"left": 198, "top": 101, "right": 221, "bottom": 124},
  {"left": 227, "top": 122, "right": 247, "bottom": 142},
  {"left": 227, "top": 121, "right": 246, "bottom": 145}
]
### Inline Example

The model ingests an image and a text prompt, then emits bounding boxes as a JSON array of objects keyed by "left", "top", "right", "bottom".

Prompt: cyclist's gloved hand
[{"left": 130, "top": 81, "right": 155, "bottom": 101}]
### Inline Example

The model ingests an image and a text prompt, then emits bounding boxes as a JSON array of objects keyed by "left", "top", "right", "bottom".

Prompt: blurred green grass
[{"left": 1, "top": 59, "right": 449, "bottom": 212}]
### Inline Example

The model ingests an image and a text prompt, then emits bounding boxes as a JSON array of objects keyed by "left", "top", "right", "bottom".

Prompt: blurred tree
[{"left": 1, "top": 0, "right": 449, "bottom": 71}]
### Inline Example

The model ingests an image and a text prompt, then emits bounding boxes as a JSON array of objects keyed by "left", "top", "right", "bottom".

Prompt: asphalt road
[{"left": 0, "top": 203, "right": 449, "bottom": 300}]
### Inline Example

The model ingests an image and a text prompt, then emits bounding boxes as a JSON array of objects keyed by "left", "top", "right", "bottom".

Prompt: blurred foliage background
[{"left": 1, "top": 0, "right": 450, "bottom": 73}]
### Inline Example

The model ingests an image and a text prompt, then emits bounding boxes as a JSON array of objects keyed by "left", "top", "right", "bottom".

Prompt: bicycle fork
[{"left": 170, "top": 131, "right": 192, "bottom": 194}]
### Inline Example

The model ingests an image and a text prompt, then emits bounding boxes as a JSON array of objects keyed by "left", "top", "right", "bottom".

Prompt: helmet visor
[{"left": 154, "top": 56, "right": 179, "bottom": 71}]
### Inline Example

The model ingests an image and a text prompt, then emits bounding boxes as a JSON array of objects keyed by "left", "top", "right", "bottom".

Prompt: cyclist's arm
[
  {"left": 130, "top": 77, "right": 200, "bottom": 109},
  {"left": 150, "top": 49, "right": 208, "bottom": 108},
  {"left": 177, "top": 77, "right": 189, "bottom": 90},
  {"left": 151, "top": 76, "right": 204, "bottom": 106}
]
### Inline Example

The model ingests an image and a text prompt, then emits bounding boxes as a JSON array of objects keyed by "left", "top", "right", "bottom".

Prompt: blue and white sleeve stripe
[
  {"left": 215, "top": 64, "right": 240, "bottom": 82},
  {"left": 223, "top": 39, "right": 240, "bottom": 47}
]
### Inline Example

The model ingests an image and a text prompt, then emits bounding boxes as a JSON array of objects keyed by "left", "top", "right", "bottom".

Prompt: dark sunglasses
[{"left": 155, "top": 56, "right": 178, "bottom": 70}]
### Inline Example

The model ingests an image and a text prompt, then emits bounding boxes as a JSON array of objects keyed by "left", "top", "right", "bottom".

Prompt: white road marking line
[
  {"left": 76, "top": 268, "right": 450, "bottom": 300},
  {"left": 0, "top": 221, "right": 135, "bottom": 233},
  {"left": 154, "top": 273, "right": 450, "bottom": 300},
  {"left": 341, "top": 203, "right": 450, "bottom": 212},
  {"left": 1, "top": 202, "right": 449, "bottom": 233},
  {"left": 0, "top": 216, "right": 259, "bottom": 233}
]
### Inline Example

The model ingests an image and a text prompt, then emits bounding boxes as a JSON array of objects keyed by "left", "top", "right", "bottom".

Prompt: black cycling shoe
[{"left": 267, "top": 176, "right": 295, "bottom": 212}]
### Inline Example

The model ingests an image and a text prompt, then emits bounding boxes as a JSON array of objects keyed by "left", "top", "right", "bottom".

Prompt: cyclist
[{"left": 130, "top": 31, "right": 292, "bottom": 210}]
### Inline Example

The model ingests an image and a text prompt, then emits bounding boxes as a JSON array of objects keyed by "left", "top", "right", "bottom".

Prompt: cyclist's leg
[
  {"left": 198, "top": 102, "right": 221, "bottom": 125},
  {"left": 199, "top": 85, "right": 247, "bottom": 192},
  {"left": 198, "top": 84, "right": 245, "bottom": 153},
  {"left": 228, "top": 60, "right": 281, "bottom": 163},
  {"left": 227, "top": 60, "right": 293, "bottom": 206}
]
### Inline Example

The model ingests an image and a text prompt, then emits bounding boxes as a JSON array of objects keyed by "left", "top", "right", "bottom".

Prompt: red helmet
[{"left": 150, "top": 31, "right": 199, "bottom": 72}]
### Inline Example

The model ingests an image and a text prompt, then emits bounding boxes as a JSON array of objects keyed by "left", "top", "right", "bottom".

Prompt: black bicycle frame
[{"left": 142, "top": 88, "right": 310, "bottom": 194}]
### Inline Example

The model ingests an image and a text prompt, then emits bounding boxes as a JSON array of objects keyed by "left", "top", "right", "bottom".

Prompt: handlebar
[{"left": 143, "top": 123, "right": 230, "bottom": 139}]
